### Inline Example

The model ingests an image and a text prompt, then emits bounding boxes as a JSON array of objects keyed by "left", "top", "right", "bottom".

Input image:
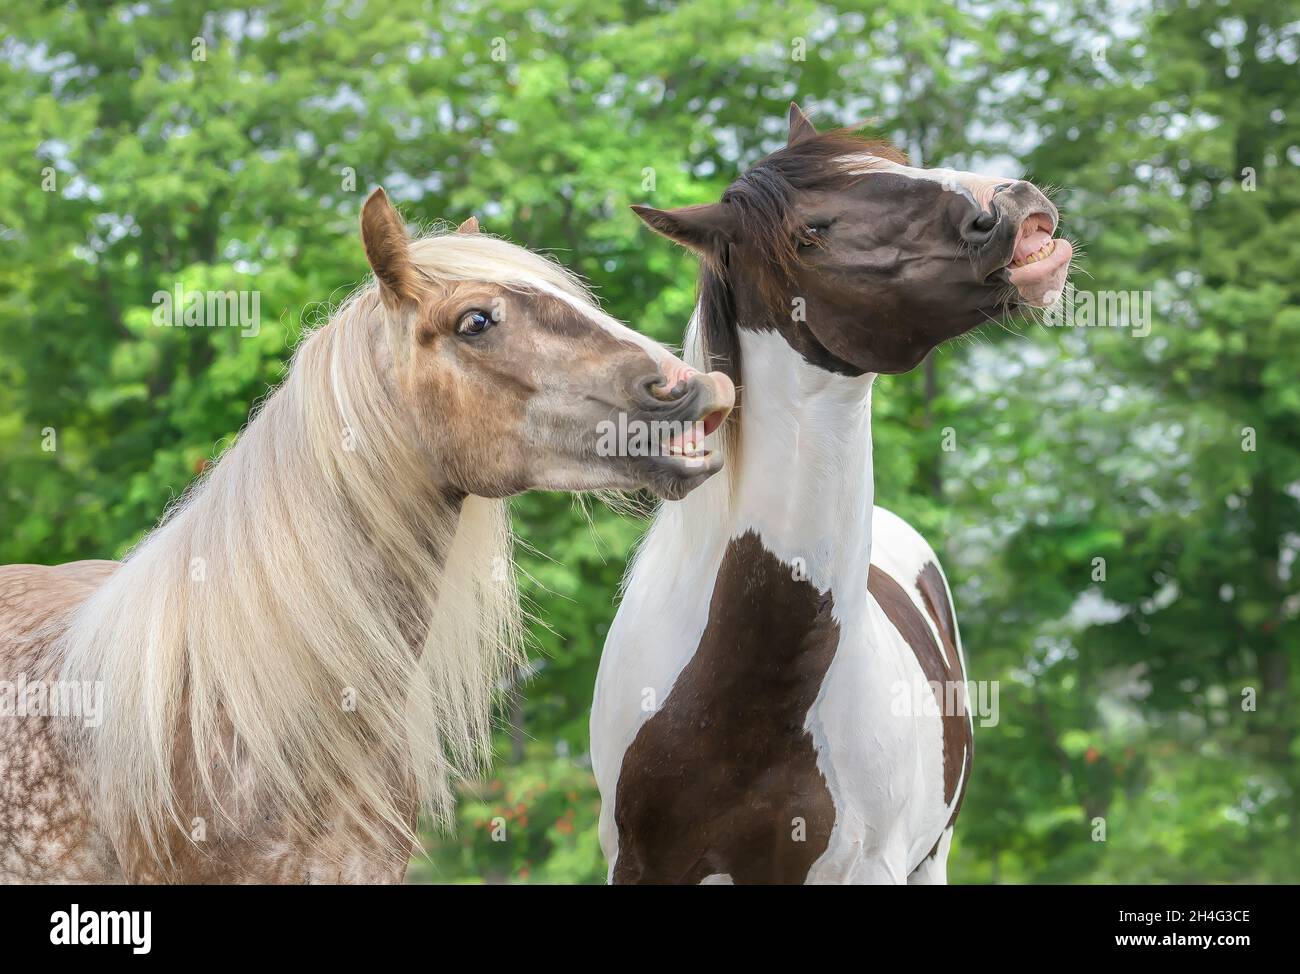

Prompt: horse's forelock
[{"left": 405, "top": 230, "right": 597, "bottom": 310}]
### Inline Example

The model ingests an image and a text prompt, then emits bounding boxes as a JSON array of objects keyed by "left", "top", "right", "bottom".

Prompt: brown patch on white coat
[{"left": 594, "top": 103, "right": 1024, "bottom": 884}]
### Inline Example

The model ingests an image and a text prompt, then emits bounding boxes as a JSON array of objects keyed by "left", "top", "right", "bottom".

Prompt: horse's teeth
[
  {"left": 665, "top": 442, "right": 708, "bottom": 458},
  {"left": 664, "top": 438, "right": 713, "bottom": 459}
]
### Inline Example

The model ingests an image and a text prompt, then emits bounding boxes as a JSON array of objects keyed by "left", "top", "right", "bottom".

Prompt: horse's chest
[{"left": 611, "top": 530, "right": 841, "bottom": 885}]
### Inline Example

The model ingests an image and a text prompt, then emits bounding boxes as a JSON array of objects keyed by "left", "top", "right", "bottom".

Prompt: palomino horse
[
  {"left": 0, "top": 189, "right": 734, "bottom": 883},
  {"left": 591, "top": 104, "right": 1073, "bottom": 884}
]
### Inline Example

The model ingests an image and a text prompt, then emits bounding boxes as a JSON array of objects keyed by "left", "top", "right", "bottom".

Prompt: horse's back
[
  {"left": 0, "top": 560, "right": 118, "bottom": 675},
  {"left": 866, "top": 506, "right": 971, "bottom": 870},
  {"left": 869, "top": 505, "right": 965, "bottom": 654},
  {"left": 870, "top": 507, "right": 949, "bottom": 599}
]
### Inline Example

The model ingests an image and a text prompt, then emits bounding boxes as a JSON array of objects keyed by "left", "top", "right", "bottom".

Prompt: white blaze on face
[
  {"left": 841, "top": 151, "right": 1071, "bottom": 307},
  {"left": 842, "top": 153, "right": 1019, "bottom": 212},
  {"left": 525, "top": 277, "right": 695, "bottom": 385}
]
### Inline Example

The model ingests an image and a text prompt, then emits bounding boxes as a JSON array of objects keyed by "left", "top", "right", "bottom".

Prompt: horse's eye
[
  {"left": 797, "top": 225, "right": 829, "bottom": 250},
  {"left": 456, "top": 310, "right": 495, "bottom": 337}
]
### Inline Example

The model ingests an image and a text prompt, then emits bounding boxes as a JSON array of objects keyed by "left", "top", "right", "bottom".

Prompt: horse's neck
[
  {"left": 56, "top": 322, "right": 504, "bottom": 856},
  {"left": 726, "top": 327, "right": 877, "bottom": 617},
  {"left": 213, "top": 380, "right": 463, "bottom": 658}
]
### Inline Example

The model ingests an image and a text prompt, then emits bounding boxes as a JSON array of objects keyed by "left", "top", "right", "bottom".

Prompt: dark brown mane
[
  {"left": 723, "top": 131, "right": 904, "bottom": 304},
  {"left": 694, "top": 131, "right": 906, "bottom": 398}
]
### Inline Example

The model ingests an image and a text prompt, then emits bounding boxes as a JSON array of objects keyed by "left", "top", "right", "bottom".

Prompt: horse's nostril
[
  {"left": 647, "top": 376, "right": 690, "bottom": 402},
  {"left": 972, "top": 210, "right": 998, "bottom": 233}
]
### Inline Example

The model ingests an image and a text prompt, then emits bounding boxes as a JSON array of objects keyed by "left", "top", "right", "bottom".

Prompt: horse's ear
[
  {"left": 361, "top": 188, "right": 417, "bottom": 306},
  {"left": 456, "top": 216, "right": 480, "bottom": 234},
  {"left": 787, "top": 102, "right": 817, "bottom": 146},
  {"left": 631, "top": 203, "right": 734, "bottom": 254}
]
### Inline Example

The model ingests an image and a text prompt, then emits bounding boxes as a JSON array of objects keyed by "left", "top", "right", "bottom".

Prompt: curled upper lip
[
  {"left": 659, "top": 409, "right": 728, "bottom": 458},
  {"left": 658, "top": 380, "right": 734, "bottom": 460}
]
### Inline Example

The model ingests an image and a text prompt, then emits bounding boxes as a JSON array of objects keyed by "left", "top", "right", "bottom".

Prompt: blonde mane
[{"left": 57, "top": 229, "right": 596, "bottom": 863}]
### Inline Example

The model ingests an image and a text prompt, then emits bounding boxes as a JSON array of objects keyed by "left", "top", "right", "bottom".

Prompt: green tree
[{"left": 3, "top": 0, "right": 1293, "bottom": 884}]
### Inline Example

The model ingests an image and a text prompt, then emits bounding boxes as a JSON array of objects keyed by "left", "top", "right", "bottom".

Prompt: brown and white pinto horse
[
  {"left": 0, "top": 189, "right": 733, "bottom": 884},
  {"left": 591, "top": 104, "right": 1072, "bottom": 884}
]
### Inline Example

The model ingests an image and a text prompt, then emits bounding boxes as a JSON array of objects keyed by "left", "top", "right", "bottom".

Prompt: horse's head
[
  {"left": 632, "top": 103, "right": 1072, "bottom": 376},
  {"left": 359, "top": 189, "right": 734, "bottom": 500}
]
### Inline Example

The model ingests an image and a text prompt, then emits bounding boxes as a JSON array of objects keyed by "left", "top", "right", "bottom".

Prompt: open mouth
[
  {"left": 1006, "top": 212, "right": 1072, "bottom": 307},
  {"left": 638, "top": 406, "right": 728, "bottom": 500},
  {"left": 662, "top": 409, "right": 727, "bottom": 460},
  {"left": 631, "top": 370, "right": 734, "bottom": 499}
]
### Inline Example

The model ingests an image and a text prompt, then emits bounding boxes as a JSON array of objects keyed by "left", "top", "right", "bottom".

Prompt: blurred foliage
[{"left": 0, "top": 0, "right": 1296, "bottom": 883}]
